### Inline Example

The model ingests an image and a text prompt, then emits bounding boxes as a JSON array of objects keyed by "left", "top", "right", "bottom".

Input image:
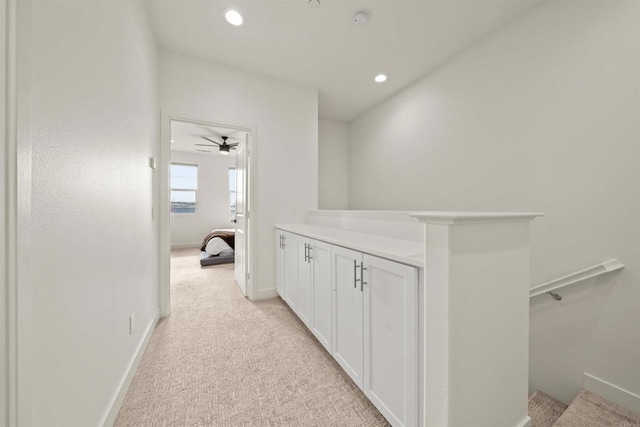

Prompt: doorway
[{"left": 160, "top": 118, "right": 253, "bottom": 316}]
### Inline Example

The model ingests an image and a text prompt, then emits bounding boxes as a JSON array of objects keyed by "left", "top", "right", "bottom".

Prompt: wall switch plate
[
  {"left": 129, "top": 313, "right": 135, "bottom": 335},
  {"left": 148, "top": 157, "right": 157, "bottom": 169}
]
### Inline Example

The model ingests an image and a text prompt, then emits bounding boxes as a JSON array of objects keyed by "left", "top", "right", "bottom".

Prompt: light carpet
[
  {"left": 115, "top": 248, "right": 388, "bottom": 426},
  {"left": 553, "top": 389, "right": 640, "bottom": 427},
  {"left": 528, "top": 390, "right": 568, "bottom": 427}
]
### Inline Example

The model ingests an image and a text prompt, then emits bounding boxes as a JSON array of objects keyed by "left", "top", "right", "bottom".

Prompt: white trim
[
  {"left": 4, "top": 1, "right": 32, "bottom": 425},
  {"left": 160, "top": 115, "right": 258, "bottom": 317},
  {"left": 256, "top": 287, "right": 278, "bottom": 300},
  {"left": 15, "top": 2, "right": 32, "bottom": 423},
  {"left": 583, "top": 373, "right": 640, "bottom": 413},
  {"left": 514, "top": 415, "right": 532, "bottom": 427},
  {"left": 1, "top": 1, "right": 9, "bottom": 423},
  {"left": 529, "top": 260, "right": 624, "bottom": 298},
  {"left": 101, "top": 316, "right": 159, "bottom": 427},
  {"left": 410, "top": 211, "right": 543, "bottom": 225}
]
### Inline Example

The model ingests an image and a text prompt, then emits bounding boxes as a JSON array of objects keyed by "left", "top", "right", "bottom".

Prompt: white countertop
[{"left": 276, "top": 223, "right": 424, "bottom": 268}]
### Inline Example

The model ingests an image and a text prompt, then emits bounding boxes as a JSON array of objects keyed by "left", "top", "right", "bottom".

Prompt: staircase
[{"left": 529, "top": 389, "right": 640, "bottom": 427}]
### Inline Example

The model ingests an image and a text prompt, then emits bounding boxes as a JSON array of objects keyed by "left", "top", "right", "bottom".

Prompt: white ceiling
[
  {"left": 146, "top": 0, "right": 541, "bottom": 122},
  {"left": 171, "top": 120, "right": 246, "bottom": 156}
]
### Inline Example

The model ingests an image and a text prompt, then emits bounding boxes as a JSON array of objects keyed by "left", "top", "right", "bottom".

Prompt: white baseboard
[
  {"left": 101, "top": 316, "right": 159, "bottom": 427},
  {"left": 583, "top": 372, "right": 640, "bottom": 413},
  {"left": 171, "top": 242, "right": 201, "bottom": 249},
  {"left": 256, "top": 287, "right": 278, "bottom": 300},
  {"left": 515, "top": 415, "right": 532, "bottom": 427}
]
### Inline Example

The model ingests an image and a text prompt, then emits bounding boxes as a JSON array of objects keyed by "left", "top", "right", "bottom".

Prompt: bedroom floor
[{"left": 115, "top": 248, "right": 388, "bottom": 426}]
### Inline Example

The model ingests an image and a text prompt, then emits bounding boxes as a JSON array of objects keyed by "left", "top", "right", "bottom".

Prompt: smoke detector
[
  {"left": 352, "top": 10, "right": 369, "bottom": 26},
  {"left": 308, "top": 0, "right": 320, "bottom": 8}
]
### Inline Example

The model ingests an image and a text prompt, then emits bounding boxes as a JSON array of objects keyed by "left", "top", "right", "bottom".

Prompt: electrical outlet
[{"left": 129, "top": 313, "right": 135, "bottom": 335}]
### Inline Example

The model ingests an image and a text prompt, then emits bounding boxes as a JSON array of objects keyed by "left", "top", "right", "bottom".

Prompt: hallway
[{"left": 115, "top": 248, "right": 388, "bottom": 426}]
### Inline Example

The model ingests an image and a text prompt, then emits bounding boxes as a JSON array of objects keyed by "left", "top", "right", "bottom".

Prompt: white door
[
  {"left": 311, "top": 239, "right": 332, "bottom": 352},
  {"left": 275, "top": 229, "right": 285, "bottom": 297},
  {"left": 234, "top": 133, "right": 249, "bottom": 294},
  {"left": 363, "top": 255, "right": 419, "bottom": 427},
  {"left": 296, "top": 236, "right": 312, "bottom": 326},
  {"left": 331, "top": 245, "right": 364, "bottom": 388},
  {"left": 283, "top": 232, "right": 298, "bottom": 309}
]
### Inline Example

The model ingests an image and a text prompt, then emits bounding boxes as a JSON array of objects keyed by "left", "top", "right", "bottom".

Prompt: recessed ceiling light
[
  {"left": 224, "top": 9, "right": 243, "bottom": 26},
  {"left": 170, "top": 139, "right": 175, "bottom": 143},
  {"left": 374, "top": 74, "right": 387, "bottom": 83}
]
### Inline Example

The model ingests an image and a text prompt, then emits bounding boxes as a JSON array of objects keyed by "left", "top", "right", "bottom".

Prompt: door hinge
[{"left": 246, "top": 272, "right": 250, "bottom": 281}]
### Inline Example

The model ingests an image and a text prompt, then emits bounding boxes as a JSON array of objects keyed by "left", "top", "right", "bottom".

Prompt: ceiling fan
[{"left": 195, "top": 136, "right": 239, "bottom": 155}]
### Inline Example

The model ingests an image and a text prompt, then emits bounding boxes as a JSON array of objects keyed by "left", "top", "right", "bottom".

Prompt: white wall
[
  {"left": 318, "top": 119, "right": 348, "bottom": 209},
  {"left": 170, "top": 150, "right": 236, "bottom": 247},
  {"left": 29, "top": 2, "right": 159, "bottom": 425},
  {"left": 161, "top": 51, "right": 318, "bottom": 299},
  {"left": 348, "top": 0, "right": 640, "bottom": 406}
]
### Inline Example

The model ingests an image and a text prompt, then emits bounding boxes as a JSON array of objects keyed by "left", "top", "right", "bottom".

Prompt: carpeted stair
[
  {"left": 529, "top": 390, "right": 568, "bottom": 427},
  {"left": 529, "top": 389, "right": 640, "bottom": 427}
]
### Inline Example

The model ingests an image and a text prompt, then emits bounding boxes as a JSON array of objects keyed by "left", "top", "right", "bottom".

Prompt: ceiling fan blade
[
  {"left": 195, "top": 143, "right": 216, "bottom": 147},
  {"left": 227, "top": 143, "right": 240, "bottom": 147},
  {"left": 198, "top": 126, "right": 224, "bottom": 139},
  {"left": 201, "top": 136, "right": 222, "bottom": 146}
]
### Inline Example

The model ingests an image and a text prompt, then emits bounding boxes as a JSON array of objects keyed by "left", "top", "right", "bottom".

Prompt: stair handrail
[{"left": 529, "top": 259, "right": 624, "bottom": 300}]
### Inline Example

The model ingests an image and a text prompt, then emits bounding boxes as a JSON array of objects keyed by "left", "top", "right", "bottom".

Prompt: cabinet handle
[
  {"left": 279, "top": 235, "right": 283, "bottom": 249},
  {"left": 360, "top": 262, "right": 367, "bottom": 292},
  {"left": 304, "top": 243, "right": 308, "bottom": 263},
  {"left": 307, "top": 246, "right": 313, "bottom": 263},
  {"left": 282, "top": 235, "right": 286, "bottom": 248},
  {"left": 354, "top": 259, "right": 360, "bottom": 288}
]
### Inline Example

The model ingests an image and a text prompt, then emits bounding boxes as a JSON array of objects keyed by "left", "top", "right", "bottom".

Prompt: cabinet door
[
  {"left": 275, "top": 230, "right": 285, "bottom": 297},
  {"left": 295, "top": 235, "right": 312, "bottom": 326},
  {"left": 282, "top": 232, "right": 298, "bottom": 310},
  {"left": 363, "top": 254, "right": 419, "bottom": 427},
  {"left": 332, "top": 245, "right": 364, "bottom": 388},
  {"left": 310, "top": 239, "right": 331, "bottom": 352}
]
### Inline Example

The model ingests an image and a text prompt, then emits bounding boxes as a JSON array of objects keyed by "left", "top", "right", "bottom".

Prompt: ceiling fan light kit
[{"left": 197, "top": 135, "right": 239, "bottom": 155}]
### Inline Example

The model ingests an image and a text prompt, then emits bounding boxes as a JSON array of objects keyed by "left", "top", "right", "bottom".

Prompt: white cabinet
[
  {"left": 331, "top": 245, "right": 364, "bottom": 388},
  {"left": 295, "top": 235, "right": 312, "bottom": 326},
  {"left": 331, "top": 247, "right": 419, "bottom": 427},
  {"left": 282, "top": 231, "right": 298, "bottom": 310},
  {"left": 310, "top": 239, "right": 332, "bottom": 352},
  {"left": 275, "top": 230, "right": 285, "bottom": 297},
  {"left": 276, "top": 228, "right": 419, "bottom": 427},
  {"left": 276, "top": 231, "right": 331, "bottom": 344},
  {"left": 363, "top": 254, "right": 418, "bottom": 427}
]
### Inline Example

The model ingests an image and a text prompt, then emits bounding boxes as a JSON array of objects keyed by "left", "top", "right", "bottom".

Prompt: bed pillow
[{"left": 205, "top": 237, "right": 233, "bottom": 256}]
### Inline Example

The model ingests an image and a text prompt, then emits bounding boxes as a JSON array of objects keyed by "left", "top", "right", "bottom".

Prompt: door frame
[
  {"left": 3, "top": 1, "right": 33, "bottom": 425},
  {"left": 159, "top": 114, "right": 258, "bottom": 317}
]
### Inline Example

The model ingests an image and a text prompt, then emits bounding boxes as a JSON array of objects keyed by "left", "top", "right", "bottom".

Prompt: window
[
  {"left": 171, "top": 163, "right": 198, "bottom": 214},
  {"left": 229, "top": 168, "right": 236, "bottom": 214}
]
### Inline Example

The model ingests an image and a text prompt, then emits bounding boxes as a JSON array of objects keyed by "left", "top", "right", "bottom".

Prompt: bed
[{"left": 200, "top": 228, "right": 235, "bottom": 266}]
